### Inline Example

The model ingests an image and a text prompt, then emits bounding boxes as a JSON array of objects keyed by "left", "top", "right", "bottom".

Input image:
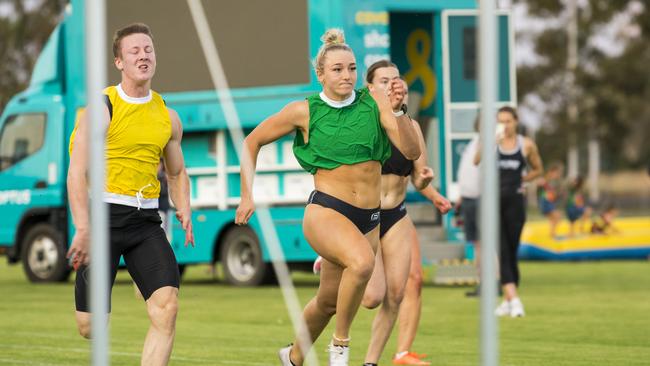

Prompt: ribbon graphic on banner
[{"left": 403, "top": 29, "right": 437, "bottom": 111}]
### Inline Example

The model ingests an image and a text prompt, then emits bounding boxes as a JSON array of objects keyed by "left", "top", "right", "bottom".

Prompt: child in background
[
  {"left": 565, "top": 176, "right": 592, "bottom": 237},
  {"left": 591, "top": 204, "right": 620, "bottom": 235},
  {"left": 538, "top": 162, "right": 564, "bottom": 238}
]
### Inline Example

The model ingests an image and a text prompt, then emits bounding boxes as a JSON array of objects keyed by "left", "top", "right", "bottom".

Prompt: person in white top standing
[{"left": 457, "top": 117, "right": 481, "bottom": 297}]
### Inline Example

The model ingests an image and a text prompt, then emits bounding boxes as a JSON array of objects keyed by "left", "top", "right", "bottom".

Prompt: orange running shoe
[
  {"left": 409, "top": 352, "right": 428, "bottom": 359},
  {"left": 393, "top": 352, "right": 431, "bottom": 365}
]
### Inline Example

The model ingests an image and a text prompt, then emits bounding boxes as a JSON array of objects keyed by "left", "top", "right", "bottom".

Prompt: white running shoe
[
  {"left": 313, "top": 256, "right": 323, "bottom": 274},
  {"left": 278, "top": 344, "right": 295, "bottom": 366},
  {"left": 328, "top": 343, "right": 349, "bottom": 366},
  {"left": 509, "top": 298, "right": 525, "bottom": 317},
  {"left": 495, "top": 300, "right": 511, "bottom": 317}
]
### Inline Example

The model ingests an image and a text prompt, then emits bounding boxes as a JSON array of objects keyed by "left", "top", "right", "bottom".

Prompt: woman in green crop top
[{"left": 235, "top": 29, "right": 421, "bottom": 366}]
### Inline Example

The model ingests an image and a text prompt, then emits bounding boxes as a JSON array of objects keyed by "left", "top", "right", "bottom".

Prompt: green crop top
[{"left": 293, "top": 88, "right": 392, "bottom": 174}]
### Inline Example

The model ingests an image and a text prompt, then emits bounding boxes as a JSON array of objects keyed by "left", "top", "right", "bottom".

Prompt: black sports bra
[{"left": 381, "top": 142, "right": 414, "bottom": 177}]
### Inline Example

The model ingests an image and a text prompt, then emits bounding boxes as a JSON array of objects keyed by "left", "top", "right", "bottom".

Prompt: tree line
[{"left": 515, "top": 0, "right": 649, "bottom": 171}]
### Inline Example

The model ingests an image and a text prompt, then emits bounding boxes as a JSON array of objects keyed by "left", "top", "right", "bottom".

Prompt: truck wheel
[
  {"left": 220, "top": 226, "right": 273, "bottom": 286},
  {"left": 21, "top": 223, "right": 70, "bottom": 282}
]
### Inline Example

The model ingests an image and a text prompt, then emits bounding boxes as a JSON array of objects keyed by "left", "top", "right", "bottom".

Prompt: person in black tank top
[
  {"left": 476, "top": 106, "right": 543, "bottom": 318},
  {"left": 358, "top": 74, "right": 451, "bottom": 366},
  {"left": 499, "top": 135, "right": 528, "bottom": 195}
]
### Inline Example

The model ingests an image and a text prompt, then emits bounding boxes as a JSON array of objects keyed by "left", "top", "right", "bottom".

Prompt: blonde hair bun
[
  {"left": 322, "top": 28, "right": 346, "bottom": 46},
  {"left": 313, "top": 28, "right": 352, "bottom": 73}
]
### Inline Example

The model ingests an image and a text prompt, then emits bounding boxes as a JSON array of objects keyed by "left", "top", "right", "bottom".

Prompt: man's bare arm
[
  {"left": 66, "top": 106, "right": 110, "bottom": 264},
  {"left": 164, "top": 108, "right": 193, "bottom": 246}
]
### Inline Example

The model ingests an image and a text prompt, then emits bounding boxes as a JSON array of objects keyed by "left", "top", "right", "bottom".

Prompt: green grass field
[{"left": 1, "top": 259, "right": 649, "bottom": 365}]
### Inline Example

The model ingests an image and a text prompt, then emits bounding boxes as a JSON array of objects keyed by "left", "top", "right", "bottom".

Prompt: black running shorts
[
  {"left": 379, "top": 201, "right": 407, "bottom": 238},
  {"left": 307, "top": 190, "right": 380, "bottom": 235},
  {"left": 75, "top": 204, "right": 180, "bottom": 312}
]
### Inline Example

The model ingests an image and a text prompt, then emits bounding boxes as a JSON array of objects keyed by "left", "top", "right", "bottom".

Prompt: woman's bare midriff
[
  {"left": 380, "top": 174, "right": 409, "bottom": 209},
  {"left": 313, "top": 161, "right": 382, "bottom": 209}
]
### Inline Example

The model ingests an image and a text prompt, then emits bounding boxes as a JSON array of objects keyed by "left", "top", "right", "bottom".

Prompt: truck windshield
[{"left": 0, "top": 113, "right": 46, "bottom": 171}]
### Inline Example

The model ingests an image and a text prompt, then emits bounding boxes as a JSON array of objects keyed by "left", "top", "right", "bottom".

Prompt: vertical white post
[
  {"left": 588, "top": 139, "right": 600, "bottom": 202},
  {"left": 585, "top": 96, "right": 600, "bottom": 202},
  {"left": 567, "top": 0, "right": 579, "bottom": 179},
  {"left": 85, "top": 1, "right": 109, "bottom": 365},
  {"left": 186, "top": 1, "right": 318, "bottom": 365},
  {"left": 217, "top": 131, "right": 228, "bottom": 210},
  {"left": 478, "top": 1, "right": 499, "bottom": 366}
]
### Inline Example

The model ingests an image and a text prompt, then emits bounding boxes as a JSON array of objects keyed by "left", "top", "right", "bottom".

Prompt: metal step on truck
[{"left": 0, "top": 0, "right": 515, "bottom": 285}]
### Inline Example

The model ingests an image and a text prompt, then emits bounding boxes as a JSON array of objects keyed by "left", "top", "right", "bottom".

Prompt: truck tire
[
  {"left": 220, "top": 226, "right": 273, "bottom": 286},
  {"left": 21, "top": 223, "right": 71, "bottom": 282}
]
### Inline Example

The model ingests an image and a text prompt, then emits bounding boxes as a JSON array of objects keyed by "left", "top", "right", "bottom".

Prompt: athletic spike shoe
[
  {"left": 509, "top": 298, "right": 525, "bottom": 318},
  {"left": 392, "top": 351, "right": 431, "bottom": 365},
  {"left": 278, "top": 344, "right": 295, "bottom": 366},
  {"left": 328, "top": 343, "right": 349, "bottom": 366},
  {"left": 495, "top": 300, "right": 511, "bottom": 317},
  {"left": 313, "top": 256, "right": 323, "bottom": 274}
]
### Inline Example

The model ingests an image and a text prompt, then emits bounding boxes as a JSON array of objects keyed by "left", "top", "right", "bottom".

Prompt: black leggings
[{"left": 499, "top": 193, "right": 526, "bottom": 286}]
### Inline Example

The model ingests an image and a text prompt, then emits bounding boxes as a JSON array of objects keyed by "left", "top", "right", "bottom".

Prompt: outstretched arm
[
  {"left": 418, "top": 185, "right": 452, "bottom": 215},
  {"left": 235, "top": 100, "right": 309, "bottom": 225},
  {"left": 66, "top": 107, "right": 110, "bottom": 266},
  {"left": 164, "top": 108, "right": 193, "bottom": 247},
  {"left": 408, "top": 120, "right": 451, "bottom": 214},
  {"left": 410, "top": 121, "right": 434, "bottom": 190}
]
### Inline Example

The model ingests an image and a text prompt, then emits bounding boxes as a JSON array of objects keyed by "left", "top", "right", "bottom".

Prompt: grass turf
[{"left": 0, "top": 260, "right": 649, "bottom": 365}]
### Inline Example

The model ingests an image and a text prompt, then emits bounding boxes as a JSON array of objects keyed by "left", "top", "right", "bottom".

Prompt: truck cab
[{"left": 0, "top": 24, "right": 69, "bottom": 281}]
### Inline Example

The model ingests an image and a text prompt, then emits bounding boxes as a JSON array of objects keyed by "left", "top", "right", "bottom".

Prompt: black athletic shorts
[
  {"left": 75, "top": 203, "right": 180, "bottom": 312},
  {"left": 380, "top": 201, "right": 407, "bottom": 238},
  {"left": 308, "top": 190, "right": 380, "bottom": 235}
]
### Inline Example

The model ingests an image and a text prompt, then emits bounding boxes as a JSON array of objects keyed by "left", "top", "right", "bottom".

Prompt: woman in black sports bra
[{"left": 360, "top": 63, "right": 452, "bottom": 366}]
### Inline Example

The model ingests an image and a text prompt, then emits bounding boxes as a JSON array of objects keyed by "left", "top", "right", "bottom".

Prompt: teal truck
[{"left": 0, "top": 0, "right": 515, "bottom": 285}]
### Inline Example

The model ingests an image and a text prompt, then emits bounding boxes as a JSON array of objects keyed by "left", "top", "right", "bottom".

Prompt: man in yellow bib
[{"left": 66, "top": 23, "right": 194, "bottom": 366}]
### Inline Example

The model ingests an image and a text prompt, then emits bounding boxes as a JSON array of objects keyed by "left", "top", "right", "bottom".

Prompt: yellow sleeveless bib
[{"left": 69, "top": 85, "right": 172, "bottom": 206}]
